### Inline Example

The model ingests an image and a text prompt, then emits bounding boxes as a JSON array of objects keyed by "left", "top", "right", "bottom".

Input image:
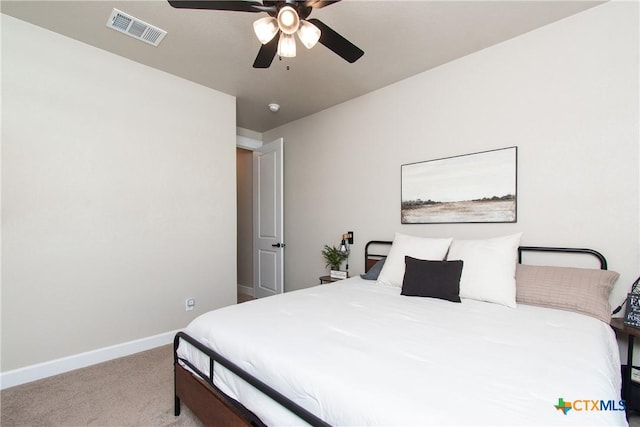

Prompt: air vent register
[{"left": 107, "top": 8, "right": 167, "bottom": 47}]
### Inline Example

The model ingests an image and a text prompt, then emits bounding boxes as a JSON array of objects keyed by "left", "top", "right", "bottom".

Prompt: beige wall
[
  {"left": 265, "top": 1, "right": 639, "bottom": 309},
  {"left": 2, "top": 16, "right": 237, "bottom": 371},
  {"left": 236, "top": 148, "right": 254, "bottom": 290}
]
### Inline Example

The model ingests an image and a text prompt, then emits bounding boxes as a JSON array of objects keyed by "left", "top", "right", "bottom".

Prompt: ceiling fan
[{"left": 168, "top": 0, "right": 364, "bottom": 68}]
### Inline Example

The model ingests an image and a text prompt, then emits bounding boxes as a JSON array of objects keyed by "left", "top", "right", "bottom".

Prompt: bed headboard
[
  {"left": 364, "top": 240, "right": 608, "bottom": 272},
  {"left": 364, "top": 240, "right": 393, "bottom": 272}
]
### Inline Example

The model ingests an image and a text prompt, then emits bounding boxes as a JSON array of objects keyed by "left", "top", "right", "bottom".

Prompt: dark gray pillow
[
  {"left": 360, "top": 258, "right": 386, "bottom": 280},
  {"left": 401, "top": 256, "right": 463, "bottom": 303}
]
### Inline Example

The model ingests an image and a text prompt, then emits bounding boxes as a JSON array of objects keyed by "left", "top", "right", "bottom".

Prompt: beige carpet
[{"left": 1, "top": 345, "right": 203, "bottom": 426}]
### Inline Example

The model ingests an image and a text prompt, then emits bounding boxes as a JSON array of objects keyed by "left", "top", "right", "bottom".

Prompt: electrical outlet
[{"left": 185, "top": 298, "right": 195, "bottom": 312}]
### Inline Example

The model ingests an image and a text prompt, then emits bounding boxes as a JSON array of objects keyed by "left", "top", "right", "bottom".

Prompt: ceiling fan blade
[
  {"left": 306, "top": 18, "right": 363, "bottom": 63},
  {"left": 168, "top": 1, "right": 263, "bottom": 12},
  {"left": 253, "top": 33, "right": 280, "bottom": 68},
  {"left": 304, "top": 0, "right": 341, "bottom": 8}
]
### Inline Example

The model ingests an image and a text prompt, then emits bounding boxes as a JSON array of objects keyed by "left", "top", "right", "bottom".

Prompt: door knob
[{"left": 271, "top": 243, "right": 286, "bottom": 248}]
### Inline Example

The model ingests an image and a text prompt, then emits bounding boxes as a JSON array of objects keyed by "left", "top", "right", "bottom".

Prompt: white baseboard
[
  {"left": 0, "top": 329, "right": 179, "bottom": 390},
  {"left": 238, "top": 285, "right": 254, "bottom": 297}
]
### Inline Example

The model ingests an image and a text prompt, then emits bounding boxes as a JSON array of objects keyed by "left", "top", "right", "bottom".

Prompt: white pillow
[
  {"left": 447, "top": 233, "right": 522, "bottom": 308},
  {"left": 377, "top": 233, "right": 452, "bottom": 287}
]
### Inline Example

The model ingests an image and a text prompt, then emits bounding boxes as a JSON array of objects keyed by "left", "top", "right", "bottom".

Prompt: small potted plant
[{"left": 322, "top": 245, "right": 349, "bottom": 279}]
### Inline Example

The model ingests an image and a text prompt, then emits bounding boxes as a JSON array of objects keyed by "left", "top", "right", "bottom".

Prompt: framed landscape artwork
[{"left": 401, "top": 147, "right": 517, "bottom": 224}]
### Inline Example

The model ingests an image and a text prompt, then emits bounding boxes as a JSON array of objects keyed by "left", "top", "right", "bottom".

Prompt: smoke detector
[
  {"left": 268, "top": 103, "right": 280, "bottom": 113},
  {"left": 107, "top": 9, "right": 167, "bottom": 47}
]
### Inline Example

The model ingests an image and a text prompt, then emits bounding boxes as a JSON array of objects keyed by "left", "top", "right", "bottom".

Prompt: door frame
[{"left": 235, "top": 135, "right": 284, "bottom": 299}]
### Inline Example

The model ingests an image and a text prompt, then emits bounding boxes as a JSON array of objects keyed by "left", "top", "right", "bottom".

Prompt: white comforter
[{"left": 178, "top": 277, "right": 626, "bottom": 426}]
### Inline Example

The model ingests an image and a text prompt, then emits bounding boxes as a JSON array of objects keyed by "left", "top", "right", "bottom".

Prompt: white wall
[
  {"left": 264, "top": 1, "right": 639, "bottom": 310},
  {"left": 2, "top": 16, "right": 237, "bottom": 372}
]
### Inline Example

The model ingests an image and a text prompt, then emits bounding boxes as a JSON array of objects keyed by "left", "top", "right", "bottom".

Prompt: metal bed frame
[
  {"left": 364, "top": 240, "right": 608, "bottom": 270},
  {"left": 174, "top": 241, "right": 608, "bottom": 426},
  {"left": 174, "top": 331, "right": 329, "bottom": 427}
]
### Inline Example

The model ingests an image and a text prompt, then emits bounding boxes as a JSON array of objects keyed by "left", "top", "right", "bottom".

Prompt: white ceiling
[{"left": 1, "top": 0, "right": 604, "bottom": 132}]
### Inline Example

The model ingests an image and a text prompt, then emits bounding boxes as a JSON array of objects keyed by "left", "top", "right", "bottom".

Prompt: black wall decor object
[{"left": 625, "top": 294, "right": 640, "bottom": 328}]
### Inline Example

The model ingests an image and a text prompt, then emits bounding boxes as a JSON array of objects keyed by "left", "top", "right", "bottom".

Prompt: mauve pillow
[{"left": 516, "top": 264, "right": 619, "bottom": 323}]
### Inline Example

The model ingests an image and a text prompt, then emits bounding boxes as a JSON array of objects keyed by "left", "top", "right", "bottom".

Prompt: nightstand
[
  {"left": 610, "top": 318, "right": 640, "bottom": 412},
  {"left": 319, "top": 275, "right": 344, "bottom": 284}
]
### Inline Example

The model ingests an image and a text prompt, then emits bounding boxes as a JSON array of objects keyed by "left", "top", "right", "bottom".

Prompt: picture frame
[
  {"left": 330, "top": 270, "right": 348, "bottom": 280},
  {"left": 625, "top": 293, "right": 640, "bottom": 328},
  {"left": 401, "top": 147, "right": 517, "bottom": 224}
]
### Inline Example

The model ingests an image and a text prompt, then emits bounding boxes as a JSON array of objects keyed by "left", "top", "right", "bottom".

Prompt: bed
[{"left": 174, "top": 235, "right": 626, "bottom": 426}]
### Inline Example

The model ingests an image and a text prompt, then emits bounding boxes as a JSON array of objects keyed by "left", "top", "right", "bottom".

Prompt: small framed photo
[{"left": 330, "top": 270, "right": 348, "bottom": 280}]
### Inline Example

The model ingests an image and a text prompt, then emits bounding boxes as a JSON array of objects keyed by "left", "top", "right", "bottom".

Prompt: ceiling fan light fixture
[
  {"left": 297, "top": 20, "right": 321, "bottom": 49},
  {"left": 277, "top": 33, "right": 297, "bottom": 57},
  {"left": 278, "top": 34, "right": 296, "bottom": 58},
  {"left": 277, "top": 6, "right": 300, "bottom": 35},
  {"left": 253, "top": 16, "right": 279, "bottom": 44}
]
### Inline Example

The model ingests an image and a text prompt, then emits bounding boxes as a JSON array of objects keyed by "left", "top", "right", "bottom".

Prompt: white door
[{"left": 253, "top": 138, "right": 284, "bottom": 298}]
